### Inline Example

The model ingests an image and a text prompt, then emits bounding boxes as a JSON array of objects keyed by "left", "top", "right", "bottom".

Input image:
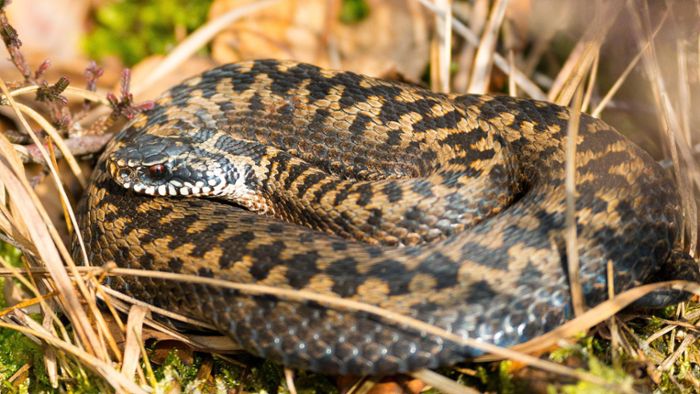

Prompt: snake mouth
[{"left": 107, "top": 159, "right": 231, "bottom": 197}]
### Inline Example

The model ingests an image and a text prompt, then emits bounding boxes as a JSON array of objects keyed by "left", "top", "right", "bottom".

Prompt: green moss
[
  {"left": 339, "top": 0, "right": 370, "bottom": 24},
  {"left": 0, "top": 329, "right": 52, "bottom": 392},
  {"left": 555, "top": 357, "right": 635, "bottom": 394},
  {"left": 549, "top": 336, "right": 637, "bottom": 393},
  {"left": 83, "top": 0, "right": 213, "bottom": 65},
  {"left": 153, "top": 349, "right": 200, "bottom": 383},
  {"left": 0, "top": 244, "right": 45, "bottom": 390}
]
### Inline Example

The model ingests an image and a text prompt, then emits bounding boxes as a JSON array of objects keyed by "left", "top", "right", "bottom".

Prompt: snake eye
[{"left": 147, "top": 164, "right": 167, "bottom": 179}]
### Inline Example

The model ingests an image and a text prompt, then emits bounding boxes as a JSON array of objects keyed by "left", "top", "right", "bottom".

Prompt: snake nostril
[{"left": 118, "top": 168, "right": 131, "bottom": 180}]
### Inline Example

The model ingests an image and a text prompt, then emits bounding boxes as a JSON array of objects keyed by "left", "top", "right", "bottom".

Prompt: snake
[{"left": 75, "top": 59, "right": 698, "bottom": 376}]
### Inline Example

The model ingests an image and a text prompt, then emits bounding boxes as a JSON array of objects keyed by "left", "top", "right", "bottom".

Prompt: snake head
[{"left": 106, "top": 127, "right": 257, "bottom": 199}]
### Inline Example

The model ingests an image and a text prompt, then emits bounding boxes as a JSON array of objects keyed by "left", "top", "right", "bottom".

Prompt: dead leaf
[
  {"left": 121, "top": 305, "right": 148, "bottom": 381},
  {"left": 151, "top": 340, "right": 195, "bottom": 366},
  {"left": 209, "top": 0, "right": 429, "bottom": 80}
]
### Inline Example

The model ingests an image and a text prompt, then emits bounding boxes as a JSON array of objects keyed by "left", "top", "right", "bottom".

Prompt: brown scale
[{"left": 75, "top": 60, "right": 697, "bottom": 376}]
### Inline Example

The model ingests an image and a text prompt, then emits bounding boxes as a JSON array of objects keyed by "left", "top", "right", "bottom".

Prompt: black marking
[
  {"left": 282, "top": 160, "right": 309, "bottom": 191},
  {"left": 197, "top": 267, "right": 214, "bottom": 277},
  {"left": 577, "top": 123, "right": 623, "bottom": 152},
  {"left": 385, "top": 129, "right": 402, "bottom": 146},
  {"left": 219, "top": 230, "right": 256, "bottom": 269},
  {"left": 332, "top": 183, "right": 354, "bottom": 206},
  {"left": 464, "top": 280, "right": 498, "bottom": 303},
  {"left": 217, "top": 99, "right": 235, "bottom": 114},
  {"left": 367, "top": 259, "right": 410, "bottom": 294},
  {"left": 416, "top": 252, "right": 460, "bottom": 289},
  {"left": 116, "top": 246, "right": 132, "bottom": 264},
  {"left": 578, "top": 150, "right": 631, "bottom": 176},
  {"left": 382, "top": 181, "right": 403, "bottom": 203},
  {"left": 439, "top": 170, "right": 465, "bottom": 188},
  {"left": 367, "top": 208, "right": 382, "bottom": 227},
  {"left": 410, "top": 179, "right": 435, "bottom": 198},
  {"left": 441, "top": 129, "right": 489, "bottom": 157},
  {"left": 288, "top": 62, "right": 323, "bottom": 80},
  {"left": 285, "top": 251, "right": 321, "bottom": 288},
  {"left": 295, "top": 171, "right": 327, "bottom": 199},
  {"left": 515, "top": 262, "right": 543, "bottom": 287},
  {"left": 331, "top": 241, "right": 348, "bottom": 251},
  {"left": 165, "top": 214, "right": 200, "bottom": 250},
  {"left": 306, "top": 108, "right": 332, "bottom": 135},
  {"left": 460, "top": 241, "right": 510, "bottom": 270},
  {"left": 377, "top": 98, "right": 439, "bottom": 124},
  {"left": 248, "top": 91, "right": 265, "bottom": 112},
  {"left": 355, "top": 183, "right": 374, "bottom": 206},
  {"left": 268, "top": 69, "right": 297, "bottom": 96},
  {"left": 168, "top": 81, "right": 199, "bottom": 102},
  {"left": 304, "top": 72, "right": 334, "bottom": 103},
  {"left": 121, "top": 205, "right": 174, "bottom": 237},
  {"left": 190, "top": 222, "right": 228, "bottom": 257},
  {"left": 140, "top": 103, "right": 169, "bottom": 124},
  {"left": 238, "top": 215, "right": 257, "bottom": 225},
  {"left": 311, "top": 175, "right": 339, "bottom": 204},
  {"left": 249, "top": 241, "right": 286, "bottom": 281},
  {"left": 299, "top": 232, "right": 315, "bottom": 244},
  {"left": 213, "top": 133, "right": 237, "bottom": 151},
  {"left": 348, "top": 113, "right": 372, "bottom": 138},
  {"left": 230, "top": 69, "right": 256, "bottom": 94},
  {"left": 414, "top": 108, "right": 463, "bottom": 133},
  {"left": 326, "top": 257, "right": 362, "bottom": 297},
  {"left": 413, "top": 301, "right": 442, "bottom": 316},
  {"left": 168, "top": 257, "right": 184, "bottom": 272},
  {"left": 367, "top": 246, "right": 383, "bottom": 258},
  {"left": 267, "top": 223, "right": 285, "bottom": 234}
]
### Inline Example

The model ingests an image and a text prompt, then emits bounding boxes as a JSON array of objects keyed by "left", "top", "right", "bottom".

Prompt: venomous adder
[{"left": 76, "top": 59, "right": 698, "bottom": 375}]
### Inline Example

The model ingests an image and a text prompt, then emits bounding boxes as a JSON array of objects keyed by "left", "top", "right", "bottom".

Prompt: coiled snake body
[{"left": 76, "top": 60, "right": 694, "bottom": 375}]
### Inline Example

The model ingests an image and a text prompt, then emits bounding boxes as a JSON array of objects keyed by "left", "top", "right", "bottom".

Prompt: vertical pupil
[{"left": 149, "top": 164, "right": 166, "bottom": 178}]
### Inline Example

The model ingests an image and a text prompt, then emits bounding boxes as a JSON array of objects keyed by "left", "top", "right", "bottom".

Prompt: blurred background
[{"left": 0, "top": 0, "right": 696, "bottom": 144}]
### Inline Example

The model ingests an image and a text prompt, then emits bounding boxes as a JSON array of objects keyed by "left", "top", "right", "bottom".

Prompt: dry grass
[{"left": 0, "top": 0, "right": 698, "bottom": 393}]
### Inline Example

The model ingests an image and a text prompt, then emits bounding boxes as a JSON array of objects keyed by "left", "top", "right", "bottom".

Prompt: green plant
[{"left": 84, "top": 0, "right": 213, "bottom": 65}]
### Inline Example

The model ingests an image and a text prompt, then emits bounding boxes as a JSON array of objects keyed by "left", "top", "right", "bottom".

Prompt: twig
[
  {"left": 418, "top": 0, "right": 546, "bottom": 99},
  {"left": 0, "top": 6, "right": 31, "bottom": 80},
  {"left": 15, "top": 133, "right": 114, "bottom": 164},
  {"left": 468, "top": 0, "right": 508, "bottom": 93},
  {"left": 0, "top": 79, "right": 106, "bottom": 358},
  {"left": 107, "top": 69, "right": 154, "bottom": 120},
  {"left": 565, "top": 83, "right": 585, "bottom": 317},
  {"left": 7, "top": 84, "right": 110, "bottom": 105},
  {"left": 412, "top": 369, "right": 478, "bottom": 394},
  {"left": 99, "top": 265, "right": 648, "bottom": 388},
  {"left": 591, "top": 9, "right": 667, "bottom": 117},
  {"left": 430, "top": 0, "right": 452, "bottom": 93}
]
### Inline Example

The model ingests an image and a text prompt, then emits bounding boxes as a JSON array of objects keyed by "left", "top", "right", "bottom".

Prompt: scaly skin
[{"left": 75, "top": 59, "right": 693, "bottom": 375}]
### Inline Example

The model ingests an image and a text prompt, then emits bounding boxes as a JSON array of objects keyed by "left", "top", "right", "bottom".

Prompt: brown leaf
[
  {"left": 151, "top": 340, "right": 195, "bottom": 366},
  {"left": 209, "top": 0, "right": 429, "bottom": 80}
]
